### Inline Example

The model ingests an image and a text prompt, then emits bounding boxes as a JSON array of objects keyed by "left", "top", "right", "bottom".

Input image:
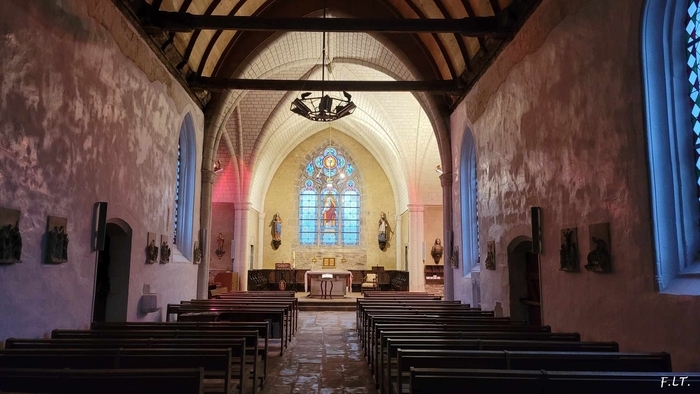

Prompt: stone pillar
[
  {"left": 233, "top": 202, "right": 251, "bottom": 290},
  {"left": 440, "top": 172, "right": 454, "bottom": 301},
  {"left": 257, "top": 211, "right": 265, "bottom": 269},
  {"left": 197, "top": 169, "right": 216, "bottom": 299},
  {"left": 394, "top": 214, "right": 402, "bottom": 270},
  {"left": 407, "top": 204, "right": 425, "bottom": 291}
]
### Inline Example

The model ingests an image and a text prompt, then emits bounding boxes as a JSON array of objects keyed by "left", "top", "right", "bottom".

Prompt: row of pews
[
  {"left": 357, "top": 291, "right": 700, "bottom": 394},
  {"left": 0, "top": 290, "right": 297, "bottom": 394}
]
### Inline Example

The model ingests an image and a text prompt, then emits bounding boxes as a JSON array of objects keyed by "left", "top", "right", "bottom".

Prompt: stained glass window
[
  {"left": 687, "top": 0, "right": 700, "bottom": 201},
  {"left": 173, "top": 139, "right": 181, "bottom": 245},
  {"left": 298, "top": 146, "right": 360, "bottom": 246}
]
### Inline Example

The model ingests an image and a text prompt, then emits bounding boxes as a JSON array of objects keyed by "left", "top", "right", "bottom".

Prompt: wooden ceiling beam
[
  {"left": 141, "top": 11, "right": 510, "bottom": 36},
  {"left": 189, "top": 77, "right": 465, "bottom": 93}
]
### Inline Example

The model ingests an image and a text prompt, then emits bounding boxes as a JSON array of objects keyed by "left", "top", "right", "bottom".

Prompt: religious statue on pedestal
[
  {"left": 430, "top": 238, "right": 443, "bottom": 264},
  {"left": 378, "top": 212, "right": 392, "bottom": 251},
  {"left": 270, "top": 212, "right": 282, "bottom": 250}
]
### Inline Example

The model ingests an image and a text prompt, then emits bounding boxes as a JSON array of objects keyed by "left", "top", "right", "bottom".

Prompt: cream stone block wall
[{"left": 261, "top": 130, "right": 397, "bottom": 270}]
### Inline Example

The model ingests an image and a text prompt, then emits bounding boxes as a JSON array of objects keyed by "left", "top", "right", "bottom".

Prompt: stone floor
[{"left": 260, "top": 311, "right": 377, "bottom": 394}]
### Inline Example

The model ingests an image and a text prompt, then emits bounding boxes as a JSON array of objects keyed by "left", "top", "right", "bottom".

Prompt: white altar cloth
[{"left": 304, "top": 269, "right": 353, "bottom": 294}]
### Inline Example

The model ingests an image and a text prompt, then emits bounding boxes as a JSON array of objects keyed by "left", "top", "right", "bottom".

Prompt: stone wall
[
  {"left": 0, "top": 0, "right": 203, "bottom": 337},
  {"left": 449, "top": 0, "right": 700, "bottom": 371}
]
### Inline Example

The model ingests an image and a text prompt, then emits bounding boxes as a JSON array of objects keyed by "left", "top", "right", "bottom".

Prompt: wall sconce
[
  {"left": 435, "top": 165, "right": 443, "bottom": 174},
  {"left": 311, "top": 258, "right": 317, "bottom": 263},
  {"left": 213, "top": 160, "right": 223, "bottom": 173}
]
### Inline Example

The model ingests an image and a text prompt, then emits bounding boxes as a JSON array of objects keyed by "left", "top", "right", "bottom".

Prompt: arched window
[
  {"left": 298, "top": 146, "right": 360, "bottom": 246},
  {"left": 642, "top": 0, "right": 700, "bottom": 294},
  {"left": 173, "top": 113, "right": 196, "bottom": 260},
  {"left": 460, "top": 128, "right": 479, "bottom": 276}
]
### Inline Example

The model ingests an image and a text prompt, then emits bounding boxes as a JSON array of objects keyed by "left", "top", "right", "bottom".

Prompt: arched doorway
[
  {"left": 507, "top": 237, "right": 542, "bottom": 326},
  {"left": 93, "top": 219, "right": 132, "bottom": 322}
]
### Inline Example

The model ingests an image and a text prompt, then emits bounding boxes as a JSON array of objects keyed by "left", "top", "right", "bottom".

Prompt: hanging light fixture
[{"left": 289, "top": 2, "right": 356, "bottom": 122}]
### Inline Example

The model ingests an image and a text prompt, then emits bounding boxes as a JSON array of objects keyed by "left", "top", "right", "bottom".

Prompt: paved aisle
[{"left": 260, "top": 311, "right": 377, "bottom": 394}]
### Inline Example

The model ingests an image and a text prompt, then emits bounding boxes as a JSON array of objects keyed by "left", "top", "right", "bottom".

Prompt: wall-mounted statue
[
  {"left": 160, "top": 235, "right": 171, "bottom": 264},
  {"left": 45, "top": 216, "right": 69, "bottom": 264},
  {"left": 0, "top": 207, "right": 22, "bottom": 264},
  {"left": 270, "top": 212, "right": 282, "bottom": 250},
  {"left": 146, "top": 232, "right": 158, "bottom": 264},
  {"left": 484, "top": 241, "right": 496, "bottom": 270},
  {"left": 559, "top": 228, "right": 579, "bottom": 272},
  {"left": 378, "top": 211, "right": 392, "bottom": 251},
  {"left": 585, "top": 222, "right": 612, "bottom": 273},
  {"left": 215, "top": 232, "right": 225, "bottom": 259},
  {"left": 193, "top": 241, "right": 202, "bottom": 264},
  {"left": 430, "top": 238, "right": 443, "bottom": 264}
]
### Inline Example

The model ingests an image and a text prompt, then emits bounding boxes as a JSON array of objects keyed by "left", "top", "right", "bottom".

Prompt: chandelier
[{"left": 290, "top": 4, "right": 356, "bottom": 122}]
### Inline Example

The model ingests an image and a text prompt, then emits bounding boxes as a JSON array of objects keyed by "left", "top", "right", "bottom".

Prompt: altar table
[{"left": 305, "top": 270, "right": 353, "bottom": 298}]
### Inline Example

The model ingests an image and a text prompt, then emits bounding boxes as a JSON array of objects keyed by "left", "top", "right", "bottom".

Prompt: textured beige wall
[
  {"left": 261, "top": 130, "right": 396, "bottom": 270},
  {"left": 449, "top": 0, "right": 700, "bottom": 371},
  {"left": 0, "top": 0, "right": 203, "bottom": 339},
  {"left": 423, "top": 205, "right": 444, "bottom": 266},
  {"left": 400, "top": 210, "right": 409, "bottom": 271}
]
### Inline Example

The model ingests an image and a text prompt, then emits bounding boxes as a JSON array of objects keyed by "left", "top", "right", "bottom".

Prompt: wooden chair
[{"left": 362, "top": 273, "right": 379, "bottom": 294}]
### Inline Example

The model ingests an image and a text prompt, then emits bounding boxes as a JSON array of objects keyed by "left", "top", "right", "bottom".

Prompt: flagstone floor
[{"left": 260, "top": 311, "right": 377, "bottom": 394}]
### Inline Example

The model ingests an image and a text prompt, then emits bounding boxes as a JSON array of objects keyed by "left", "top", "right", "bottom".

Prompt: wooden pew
[
  {"left": 355, "top": 300, "right": 465, "bottom": 329},
  {"left": 377, "top": 333, "right": 594, "bottom": 391},
  {"left": 0, "top": 367, "right": 205, "bottom": 394},
  {"left": 167, "top": 304, "right": 289, "bottom": 354},
  {"left": 0, "top": 348, "right": 233, "bottom": 394},
  {"left": 393, "top": 350, "right": 671, "bottom": 394},
  {"left": 49, "top": 329, "right": 260, "bottom": 393},
  {"left": 4, "top": 337, "right": 248, "bottom": 394},
  {"left": 359, "top": 305, "right": 489, "bottom": 333},
  {"left": 186, "top": 298, "right": 298, "bottom": 333},
  {"left": 91, "top": 321, "right": 270, "bottom": 385},
  {"left": 409, "top": 368, "right": 700, "bottom": 394}
]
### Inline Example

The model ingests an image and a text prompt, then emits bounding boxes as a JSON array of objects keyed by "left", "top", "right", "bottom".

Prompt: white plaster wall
[
  {"left": 450, "top": 0, "right": 700, "bottom": 371},
  {"left": 0, "top": 0, "right": 204, "bottom": 338}
]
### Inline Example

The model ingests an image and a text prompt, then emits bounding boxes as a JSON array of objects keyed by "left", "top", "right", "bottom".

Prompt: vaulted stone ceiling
[{"left": 115, "top": 0, "right": 539, "bottom": 210}]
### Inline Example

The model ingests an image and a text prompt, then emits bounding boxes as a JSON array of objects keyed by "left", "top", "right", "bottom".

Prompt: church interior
[{"left": 1, "top": 0, "right": 699, "bottom": 391}]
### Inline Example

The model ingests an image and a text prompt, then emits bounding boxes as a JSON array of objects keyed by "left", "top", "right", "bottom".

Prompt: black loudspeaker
[
  {"left": 94, "top": 202, "right": 108, "bottom": 252},
  {"left": 531, "top": 206, "right": 542, "bottom": 254}
]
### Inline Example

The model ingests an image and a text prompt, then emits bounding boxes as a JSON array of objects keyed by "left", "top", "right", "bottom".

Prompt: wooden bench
[
  {"left": 91, "top": 321, "right": 271, "bottom": 385},
  {"left": 0, "top": 348, "right": 233, "bottom": 394},
  {"left": 50, "top": 329, "right": 261, "bottom": 393},
  {"left": 186, "top": 298, "right": 298, "bottom": 334},
  {"left": 356, "top": 300, "right": 465, "bottom": 329},
  {"left": 393, "top": 350, "right": 671, "bottom": 394},
  {"left": 167, "top": 304, "right": 289, "bottom": 354},
  {"left": 359, "top": 305, "right": 488, "bottom": 333},
  {"left": 0, "top": 367, "right": 205, "bottom": 394},
  {"left": 409, "top": 368, "right": 700, "bottom": 394},
  {"left": 4, "top": 337, "right": 248, "bottom": 394},
  {"left": 376, "top": 333, "right": 595, "bottom": 391}
]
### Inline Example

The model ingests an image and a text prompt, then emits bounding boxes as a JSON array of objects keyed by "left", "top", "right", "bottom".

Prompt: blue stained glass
[
  {"left": 688, "top": 0, "right": 700, "bottom": 202},
  {"left": 299, "top": 190, "right": 318, "bottom": 245},
  {"left": 337, "top": 156, "right": 346, "bottom": 168},
  {"left": 315, "top": 157, "right": 323, "bottom": 168},
  {"left": 346, "top": 164, "right": 355, "bottom": 176},
  {"left": 306, "top": 162, "right": 315, "bottom": 177},
  {"left": 304, "top": 179, "right": 315, "bottom": 190},
  {"left": 324, "top": 147, "right": 337, "bottom": 156},
  {"left": 341, "top": 190, "right": 360, "bottom": 245}
]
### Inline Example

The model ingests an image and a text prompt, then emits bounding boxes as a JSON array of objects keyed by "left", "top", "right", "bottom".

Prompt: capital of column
[
  {"left": 407, "top": 204, "right": 424, "bottom": 213},
  {"left": 439, "top": 172, "right": 453, "bottom": 187},
  {"left": 201, "top": 169, "right": 216, "bottom": 185},
  {"left": 234, "top": 202, "right": 253, "bottom": 212}
]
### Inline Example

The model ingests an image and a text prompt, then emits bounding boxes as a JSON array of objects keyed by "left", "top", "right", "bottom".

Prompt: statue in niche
[
  {"left": 585, "top": 237, "right": 611, "bottom": 273},
  {"left": 160, "top": 237, "right": 171, "bottom": 264},
  {"left": 46, "top": 225, "right": 68, "bottom": 264},
  {"left": 215, "top": 233, "right": 225, "bottom": 259},
  {"left": 0, "top": 222, "right": 22, "bottom": 264},
  {"left": 146, "top": 238, "right": 159, "bottom": 264},
  {"left": 430, "top": 238, "right": 443, "bottom": 264},
  {"left": 270, "top": 212, "right": 282, "bottom": 250},
  {"left": 378, "top": 211, "right": 392, "bottom": 251},
  {"left": 559, "top": 228, "right": 579, "bottom": 272}
]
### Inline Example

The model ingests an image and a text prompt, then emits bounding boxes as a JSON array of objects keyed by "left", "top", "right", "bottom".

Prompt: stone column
[
  {"left": 440, "top": 172, "right": 454, "bottom": 301},
  {"left": 257, "top": 211, "right": 265, "bottom": 269},
  {"left": 407, "top": 204, "right": 425, "bottom": 291},
  {"left": 394, "top": 214, "right": 402, "bottom": 270},
  {"left": 197, "top": 169, "right": 216, "bottom": 299},
  {"left": 233, "top": 202, "right": 251, "bottom": 290}
]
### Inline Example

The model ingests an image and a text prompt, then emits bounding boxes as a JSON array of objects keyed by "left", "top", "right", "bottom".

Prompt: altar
[{"left": 305, "top": 270, "right": 353, "bottom": 298}]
